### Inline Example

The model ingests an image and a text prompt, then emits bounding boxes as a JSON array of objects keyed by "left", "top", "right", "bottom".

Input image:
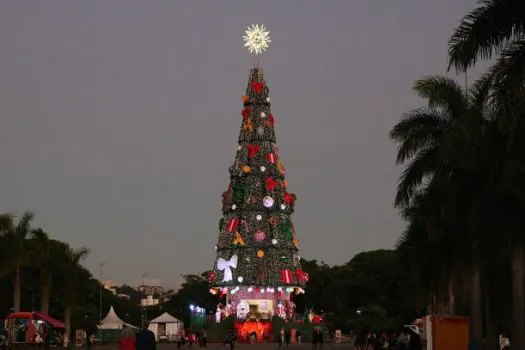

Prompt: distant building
[
  {"left": 137, "top": 278, "right": 165, "bottom": 307},
  {"left": 141, "top": 295, "right": 159, "bottom": 307},
  {"left": 102, "top": 280, "right": 117, "bottom": 295}
]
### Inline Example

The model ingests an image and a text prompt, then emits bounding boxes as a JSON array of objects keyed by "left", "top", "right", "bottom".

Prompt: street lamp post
[
  {"left": 141, "top": 273, "right": 147, "bottom": 329},
  {"left": 99, "top": 263, "right": 105, "bottom": 325}
]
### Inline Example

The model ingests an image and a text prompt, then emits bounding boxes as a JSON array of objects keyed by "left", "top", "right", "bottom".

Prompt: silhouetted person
[
  {"left": 284, "top": 329, "right": 291, "bottom": 347},
  {"left": 408, "top": 330, "right": 421, "bottom": 350},
  {"left": 312, "top": 329, "right": 318, "bottom": 350},
  {"left": 136, "top": 321, "right": 156, "bottom": 350}
]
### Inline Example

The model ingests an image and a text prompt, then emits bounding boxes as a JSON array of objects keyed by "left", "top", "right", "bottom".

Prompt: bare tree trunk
[
  {"left": 470, "top": 264, "right": 483, "bottom": 350},
  {"left": 482, "top": 273, "right": 497, "bottom": 350},
  {"left": 14, "top": 263, "right": 21, "bottom": 312},
  {"left": 447, "top": 280, "right": 455, "bottom": 315},
  {"left": 64, "top": 305, "right": 72, "bottom": 343},
  {"left": 511, "top": 240, "right": 525, "bottom": 350},
  {"left": 41, "top": 272, "right": 52, "bottom": 314}
]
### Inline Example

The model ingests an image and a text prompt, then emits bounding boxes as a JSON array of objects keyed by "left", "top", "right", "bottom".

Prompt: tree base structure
[
  {"left": 233, "top": 320, "right": 272, "bottom": 343},
  {"left": 215, "top": 286, "right": 300, "bottom": 321}
]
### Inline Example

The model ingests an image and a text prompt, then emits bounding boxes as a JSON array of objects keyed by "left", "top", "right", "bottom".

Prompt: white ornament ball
[
  {"left": 260, "top": 112, "right": 266, "bottom": 118},
  {"left": 256, "top": 214, "right": 262, "bottom": 221},
  {"left": 237, "top": 145, "right": 242, "bottom": 150},
  {"left": 280, "top": 204, "right": 286, "bottom": 210},
  {"left": 272, "top": 239, "right": 278, "bottom": 245},
  {"left": 232, "top": 204, "right": 237, "bottom": 210},
  {"left": 266, "top": 97, "right": 271, "bottom": 102},
  {"left": 238, "top": 276, "right": 244, "bottom": 283},
  {"left": 256, "top": 126, "right": 265, "bottom": 136},
  {"left": 260, "top": 166, "right": 266, "bottom": 172},
  {"left": 263, "top": 196, "right": 274, "bottom": 208},
  {"left": 214, "top": 245, "right": 218, "bottom": 250}
]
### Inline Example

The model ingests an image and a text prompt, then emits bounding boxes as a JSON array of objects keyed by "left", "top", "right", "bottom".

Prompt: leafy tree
[{"left": 164, "top": 273, "right": 219, "bottom": 326}]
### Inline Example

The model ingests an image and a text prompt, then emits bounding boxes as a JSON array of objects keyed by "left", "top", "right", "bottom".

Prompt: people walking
[
  {"left": 284, "top": 329, "right": 291, "bottom": 348},
  {"left": 312, "top": 329, "right": 318, "bottom": 350},
  {"left": 119, "top": 326, "right": 136, "bottom": 350},
  {"left": 407, "top": 330, "right": 421, "bottom": 350},
  {"left": 354, "top": 330, "right": 372, "bottom": 350},
  {"left": 397, "top": 331, "right": 409, "bottom": 350},
  {"left": 226, "top": 329, "right": 235, "bottom": 350},
  {"left": 200, "top": 329, "right": 207, "bottom": 348},
  {"left": 135, "top": 321, "right": 156, "bottom": 350},
  {"left": 318, "top": 330, "right": 324, "bottom": 350}
]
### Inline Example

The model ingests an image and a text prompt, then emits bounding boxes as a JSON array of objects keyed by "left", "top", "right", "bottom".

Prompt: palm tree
[
  {"left": 390, "top": 75, "right": 493, "bottom": 347},
  {"left": 448, "top": 3, "right": 525, "bottom": 346},
  {"left": 59, "top": 243, "right": 90, "bottom": 342},
  {"left": 448, "top": 0, "right": 525, "bottom": 72},
  {"left": 30, "top": 229, "right": 53, "bottom": 314},
  {"left": 0, "top": 212, "right": 35, "bottom": 312}
]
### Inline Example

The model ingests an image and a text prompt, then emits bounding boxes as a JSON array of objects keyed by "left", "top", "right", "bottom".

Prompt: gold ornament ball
[
  {"left": 257, "top": 250, "right": 265, "bottom": 258},
  {"left": 243, "top": 165, "right": 251, "bottom": 173}
]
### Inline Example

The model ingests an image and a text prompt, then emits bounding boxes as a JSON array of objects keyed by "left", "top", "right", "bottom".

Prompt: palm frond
[
  {"left": 413, "top": 76, "right": 467, "bottom": 117},
  {"left": 395, "top": 147, "right": 439, "bottom": 207},
  {"left": 490, "top": 39, "right": 525, "bottom": 108},
  {"left": 390, "top": 109, "right": 448, "bottom": 164},
  {"left": 447, "top": 0, "right": 525, "bottom": 71},
  {"left": 469, "top": 72, "right": 494, "bottom": 113}
]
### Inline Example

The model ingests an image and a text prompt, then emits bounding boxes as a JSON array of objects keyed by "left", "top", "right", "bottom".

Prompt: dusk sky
[{"left": 0, "top": 1, "right": 489, "bottom": 287}]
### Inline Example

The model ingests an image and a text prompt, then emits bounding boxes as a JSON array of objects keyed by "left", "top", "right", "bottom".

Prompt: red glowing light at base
[{"left": 234, "top": 321, "right": 272, "bottom": 343}]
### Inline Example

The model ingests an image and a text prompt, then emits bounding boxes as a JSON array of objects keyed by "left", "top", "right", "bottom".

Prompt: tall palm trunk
[
  {"left": 64, "top": 304, "right": 72, "bottom": 343},
  {"left": 447, "top": 280, "right": 455, "bottom": 315},
  {"left": 482, "top": 273, "right": 497, "bottom": 350},
  {"left": 469, "top": 263, "right": 483, "bottom": 350},
  {"left": 40, "top": 271, "right": 52, "bottom": 314},
  {"left": 511, "top": 240, "right": 525, "bottom": 349},
  {"left": 13, "top": 263, "right": 21, "bottom": 312}
]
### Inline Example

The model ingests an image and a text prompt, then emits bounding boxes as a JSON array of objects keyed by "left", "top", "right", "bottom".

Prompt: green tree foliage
[
  {"left": 0, "top": 211, "right": 144, "bottom": 336},
  {"left": 212, "top": 68, "right": 303, "bottom": 289},
  {"left": 294, "top": 251, "right": 416, "bottom": 332},
  {"left": 163, "top": 272, "right": 219, "bottom": 326}
]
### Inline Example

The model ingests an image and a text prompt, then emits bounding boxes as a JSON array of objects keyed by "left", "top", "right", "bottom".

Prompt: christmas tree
[{"left": 209, "top": 25, "right": 307, "bottom": 321}]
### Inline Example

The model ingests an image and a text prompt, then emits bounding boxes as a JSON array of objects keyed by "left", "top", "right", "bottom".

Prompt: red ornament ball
[{"left": 208, "top": 271, "right": 215, "bottom": 282}]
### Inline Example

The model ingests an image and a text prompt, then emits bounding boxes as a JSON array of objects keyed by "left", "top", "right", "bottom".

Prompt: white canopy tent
[
  {"left": 99, "top": 306, "right": 138, "bottom": 329},
  {"left": 148, "top": 312, "right": 183, "bottom": 341}
]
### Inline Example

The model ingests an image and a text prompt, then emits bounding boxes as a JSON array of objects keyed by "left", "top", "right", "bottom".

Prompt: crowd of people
[{"left": 340, "top": 328, "right": 421, "bottom": 350}]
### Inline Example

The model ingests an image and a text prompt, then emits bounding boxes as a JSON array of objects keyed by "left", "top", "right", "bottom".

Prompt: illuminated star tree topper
[{"left": 243, "top": 24, "right": 271, "bottom": 55}]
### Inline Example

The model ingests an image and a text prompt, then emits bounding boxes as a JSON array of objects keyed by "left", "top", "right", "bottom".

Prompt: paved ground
[{"left": 93, "top": 343, "right": 349, "bottom": 350}]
